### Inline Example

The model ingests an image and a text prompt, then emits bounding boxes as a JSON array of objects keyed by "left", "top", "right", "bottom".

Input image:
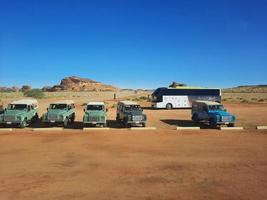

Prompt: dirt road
[{"left": 0, "top": 103, "right": 267, "bottom": 200}]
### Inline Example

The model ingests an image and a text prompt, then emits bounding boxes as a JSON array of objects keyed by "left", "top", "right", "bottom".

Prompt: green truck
[
  {"left": 0, "top": 99, "right": 39, "bottom": 128},
  {"left": 41, "top": 100, "right": 75, "bottom": 127},
  {"left": 83, "top": 102, "right": 107, "bottom": 127}
]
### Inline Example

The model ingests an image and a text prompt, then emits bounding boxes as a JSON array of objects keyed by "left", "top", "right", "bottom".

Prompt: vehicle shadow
[
  {"left": 29, "top": 120, "right": 83, "bottom": 129},
  {"left": 160, "top": 119, "right": 217, "bottom": 129},
  {"left": 107, "top": 120, "right": 125, "bottom": 128}
]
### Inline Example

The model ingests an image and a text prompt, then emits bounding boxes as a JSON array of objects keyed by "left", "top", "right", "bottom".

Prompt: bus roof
[{"left": 193, "top": 101, "right": 222, "bottom": 105}]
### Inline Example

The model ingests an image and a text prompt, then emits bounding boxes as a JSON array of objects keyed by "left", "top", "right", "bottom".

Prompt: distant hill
[
  {"left": 223, "top": 85, "right": 267, "bottom": 93},
  {"left": 48, "top": 76, "right": 119, "bottom": 92}
]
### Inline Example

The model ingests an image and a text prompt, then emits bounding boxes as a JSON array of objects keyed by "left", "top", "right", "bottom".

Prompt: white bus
[{"left": 151, "top": 87, "right": 221, "bottom": 109}]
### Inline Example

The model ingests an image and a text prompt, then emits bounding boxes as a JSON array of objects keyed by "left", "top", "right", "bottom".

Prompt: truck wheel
[
  {"left": 20, "top": 119, "right": 27, "bottom": 128},
  {"left": 209, "top": 118, "right": 217, "bottom": 128},
  {"left": 142, "top": 123, "right": 146, "bottom": 127},
  {"left": 166, "top": 103, "right": 172, "bottom": 110},
  {"left": 63, "top": 118, "right": 68, "bottom": 128},
  {"left": 33, "top": 113, "right": 39, "bottom": 122},
  {"left": 71, "top": 114, "right": 75, "bottom": 123},
  {"left": 116, "top": 115, "right": 120, "bottom": 122},
  {"left": 227, "top": 123, "right": 235, "bottom": 127},
  {"left": 192, "top": 114, "right": 199, "bottom": 123}
]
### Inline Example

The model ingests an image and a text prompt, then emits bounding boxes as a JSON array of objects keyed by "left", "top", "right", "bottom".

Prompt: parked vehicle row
[
  {"left": 0, "top": 99, "right": 148, "bottom": 128},
  {"left": 0, "top": 99, "right": 236, "bottom": 129}
]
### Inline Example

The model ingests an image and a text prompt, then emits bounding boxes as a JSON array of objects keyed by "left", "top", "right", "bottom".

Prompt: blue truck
[{"left": 191, "top": 101, "right": 236, "bottom": 127}]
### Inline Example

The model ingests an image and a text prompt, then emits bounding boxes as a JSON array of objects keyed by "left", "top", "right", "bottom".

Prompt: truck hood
[
  {"left": 208, "top": 110, "right": 234, "bottom": 117},
  {"left": 85, "top": 111, "right": 105, "bottom": 116},
  {"left": 124, "top": 111, "right": 144, "bottom": 116},
  {"left": 47, "top": 109, "right": 66, "bottom": 115},
  {"left": 4, "top": 110, "right": 26, "bottom": 116}
]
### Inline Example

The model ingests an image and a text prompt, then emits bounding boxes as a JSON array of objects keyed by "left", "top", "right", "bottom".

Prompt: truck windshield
[
  {"left": 208, "top": 105, "right": 224, "bottom": 111},
  {"left": 7, "top": 104, "right": 27, "bottom": 110},
  {"left": 49, "top": 104, "right": 67, "bottom": 109},
  {"left": 125, "top": 105, "right": 141, "bottom": 111},
  {"left": 87, "top": 105, "right": 104, "bottom": 111}
]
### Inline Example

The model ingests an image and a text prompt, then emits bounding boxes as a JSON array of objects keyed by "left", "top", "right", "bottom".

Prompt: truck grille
[
  {"left": 4, "top": 115, "right": 16, "bottom": 122},
  {"left": 132, "top": 115, "right": 143, "bottom": 121},
  {"left": 48, "top": 114, "right": 58, "bottom": 121},
  {"left": 89, "top": 116, "right": 102, "bottom": 122},
  {"left": 221, "top": 116, "right": 232, "bottom": 122}
]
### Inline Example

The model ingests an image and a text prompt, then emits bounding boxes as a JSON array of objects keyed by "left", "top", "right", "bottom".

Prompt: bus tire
[{"left": 166, "top": 103, "right": 173, "bottom": 110}]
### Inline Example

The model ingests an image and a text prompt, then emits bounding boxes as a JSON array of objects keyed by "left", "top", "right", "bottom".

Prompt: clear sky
[{"left": 0, "top": 0, "right": 266, "bottom": 89}]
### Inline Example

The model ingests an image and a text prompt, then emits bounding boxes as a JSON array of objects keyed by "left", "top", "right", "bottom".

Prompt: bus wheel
[{"left": 166, "top": 103, "right": 172, "bottom": 110}]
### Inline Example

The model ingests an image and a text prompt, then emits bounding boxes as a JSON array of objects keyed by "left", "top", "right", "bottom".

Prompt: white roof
[
  {"left": 194, "top": 100, "right": 221, "bottom": 105},
  {"left": 87, "top": 102, "right": 105, "bottom": 106},
  {"left": 119, "top": 101, "right": 139, "bottom": 105},
  {"left": 52, "top": 100, "right": 74, "bottom": 105},
  {"left": 11, "top": 99, "right": 38, "bottom": 105}
]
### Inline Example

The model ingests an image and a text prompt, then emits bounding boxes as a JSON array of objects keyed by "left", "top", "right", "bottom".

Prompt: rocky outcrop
[{"left": 50, "top": 76, "right": 119, "bottom": 92}]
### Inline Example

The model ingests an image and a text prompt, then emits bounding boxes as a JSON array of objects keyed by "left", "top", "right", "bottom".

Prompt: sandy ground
[{"left": 0, "top": 97, "right": 267, "bottom": 200}]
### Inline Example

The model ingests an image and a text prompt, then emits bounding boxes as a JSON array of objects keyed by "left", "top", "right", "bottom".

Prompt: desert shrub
[
  {"left": 258, "top": 99, "right": 265, "bottom": 102},
  {"left": 24, "top": 89, "right": 45, "bottom": 99},
  {"left": 240, "top": 99, "right": 249, "bottom": 103},
  {"left": 20, "top": 85, "right": 31, "bottom": 93}
]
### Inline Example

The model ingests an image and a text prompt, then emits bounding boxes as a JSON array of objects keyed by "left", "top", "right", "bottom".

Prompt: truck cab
[
  {"left": 192, "top": 101, "right": 236, "bottom": 127},
  {"left": 116, "top": 101, "right": 147, "bottom": 128},
  {"left": 0, "top": 99, "right": 39, "bottom": 128},
  {"left": 83, "top": 102, "right": 107, "bottom": 127},
  {"left": 41, "top": 100, "right": 75, "bottom": 127}
]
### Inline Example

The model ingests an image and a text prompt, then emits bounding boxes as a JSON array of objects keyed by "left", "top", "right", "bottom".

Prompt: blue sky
[{"left": 0, "top": 0, "right": 266, "bottom": 89}]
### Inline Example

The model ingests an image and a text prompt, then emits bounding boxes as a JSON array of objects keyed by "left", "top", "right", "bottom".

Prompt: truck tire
[
  {"left": 63, "top": 118, "right": 68, "bottom": 128},
  {"left": 166, "top": 103, "right": 173, "bottom": 110},
  {"left": 209, "top": 118, "right": 217, "bottom": 128},
  {"left": 20, "top": 119, "right": 27, "bottom": 128},
  {"left": 71, "top": 114, "right": 75, "bottom": 123},
  {"left": 142, "top": 123, "right": 146, "bottom": 127},
  {"left": 116, "top": 115, "right": 120, "bottom": 122},
  {"left": 227, "top": 123, "right": 235, "bottom": 127},
  {"left": 32, "top": 113, "right": 39, "bottom": 123},
  {"left": 192, "top": 114, "right": 199, "bottom": 123}
]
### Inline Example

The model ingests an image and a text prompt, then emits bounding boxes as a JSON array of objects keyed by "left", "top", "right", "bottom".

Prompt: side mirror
[
  {"left": 84, "top": 109, "right": 85, "bottom": 112},
  {"left": 106, "top": 108, "right": 108, "bottom": 112},
  {"left": 4, "top": 108, "right": 6, "bottom": 111},
  {"left": 47, "top": 108, "right": 48, "bottom": 111}
]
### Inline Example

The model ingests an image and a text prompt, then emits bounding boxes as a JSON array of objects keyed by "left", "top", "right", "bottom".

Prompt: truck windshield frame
[
  {"left": 7, "top": 104, "right": 27, "bottom": 110},
  {"left": 87, "top": 105, "right": 104, "bottom": 111},
  {"left": 49, "top": 104, "right": 67, "bottom": 110}
]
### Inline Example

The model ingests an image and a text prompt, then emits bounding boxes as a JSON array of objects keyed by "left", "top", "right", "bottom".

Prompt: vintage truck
[
  {"left": 191, "top": 100, "right": 236, "bottom": 127},
  {"left": 41, "top": 100, "right": 75, "bottom": 127},
  {"left": 83, "top": 102, "right": 107, "bottom": 127},
  {"left": 116, "top": 101, "right": 147, "bottom": 127},
  {"left": 0, "top": 99, "right": 39, "bottom": 128}
]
